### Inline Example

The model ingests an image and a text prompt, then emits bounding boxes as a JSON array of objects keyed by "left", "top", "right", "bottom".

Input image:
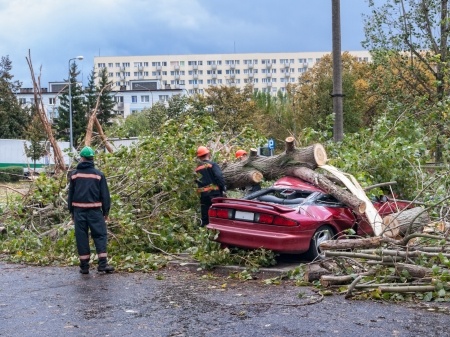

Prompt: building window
[
  {"left": 131, "top": 96, "right": 137, "bottom": 103},
  {"left": 141, "top": 95, "right": 150, "bottom": 103},
  {"left": 49, "top": 98, "right": 56, "bottom": 105},
  {"left": 159, "top": 95, "right": 169, "bottom": 101},
  {"left": 115, "top": 63, "right": 120, "bottom": 67},
  {"left": 98, "top": 63, "right": 106, "bottom": 68},
  {"left": 122, "top": 62, "right": 130, "bottom": 67},
  {"left": 19, "top": 98, "right": 26, "bottom": 104}
]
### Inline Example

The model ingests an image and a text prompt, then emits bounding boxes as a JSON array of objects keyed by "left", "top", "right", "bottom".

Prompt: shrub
[{"left": 0, "top": 166, "right": 24, "bottom": 182}]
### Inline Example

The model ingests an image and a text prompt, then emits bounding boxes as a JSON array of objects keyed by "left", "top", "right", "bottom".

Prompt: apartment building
[
  {"left": 94, "top": 51, "right": 371, "bottom": 95},
  {"left": 16, "top": 80, "right": 183, "bottom": 119}
]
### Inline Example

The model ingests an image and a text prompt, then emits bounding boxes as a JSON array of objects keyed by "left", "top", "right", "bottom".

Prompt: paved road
[{"left": 0, "top": 261, "right": 449, "bottom": 337}]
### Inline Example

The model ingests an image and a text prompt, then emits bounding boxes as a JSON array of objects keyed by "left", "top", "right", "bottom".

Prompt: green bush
[{"left": 0, "top": 167, "right": 24, "bottom": 182}]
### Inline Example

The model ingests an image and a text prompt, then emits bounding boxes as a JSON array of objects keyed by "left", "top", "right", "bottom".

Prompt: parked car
[{"left": 207, "top": 176, "right": 411, "bottom": 260}]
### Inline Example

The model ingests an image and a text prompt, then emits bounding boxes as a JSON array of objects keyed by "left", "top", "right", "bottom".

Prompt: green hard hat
[{"left": 80, "top": 146, "right": 95, "bottom": 158}]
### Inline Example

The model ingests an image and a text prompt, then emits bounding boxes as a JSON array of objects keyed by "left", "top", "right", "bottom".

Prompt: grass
[{"left": 0, "top": 181, "right": 31, "bottom": 205}]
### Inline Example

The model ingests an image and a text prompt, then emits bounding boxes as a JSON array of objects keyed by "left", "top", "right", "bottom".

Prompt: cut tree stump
[{"left": 382, "top": 207, "right": 430, "bottom": 237}]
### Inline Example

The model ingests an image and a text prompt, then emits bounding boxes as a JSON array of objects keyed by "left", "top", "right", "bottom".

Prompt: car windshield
[{"left": 245, "top": 188, "right": 313, "bottom": 208}]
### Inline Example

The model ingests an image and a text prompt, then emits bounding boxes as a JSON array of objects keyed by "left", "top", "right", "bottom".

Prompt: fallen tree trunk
[
  {"left": 382, "top": 207, "right": 430, "bottom": 237},
  {"left": 222, "top": 138, "right": 327, "bottom": 189},
  {"left": 286, "top": 167, "right": 366, "bottom": 214},
  {"left": 320, "top": 269, "right": 376, "bottom": 287},
  {"left": 319, "top": 237, "right": 383, "bottom": 251},
  {"left": 222, "top": 137, "right": 366, "bottom": 214}
]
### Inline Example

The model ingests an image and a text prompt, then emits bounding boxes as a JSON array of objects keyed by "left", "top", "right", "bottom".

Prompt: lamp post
[{"left": 68, "top": 56, "right": 84, "bottom": 153}]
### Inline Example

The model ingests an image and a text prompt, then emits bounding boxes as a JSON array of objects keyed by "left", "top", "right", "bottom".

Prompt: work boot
[
  {"left": 97, "top": 257, "right": 115, "bottom": 273},
  {"left": 79, "top": 259, "right": 90, "bottom": 274}
]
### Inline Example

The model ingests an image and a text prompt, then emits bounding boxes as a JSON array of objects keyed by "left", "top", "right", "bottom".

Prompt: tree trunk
[
  {"left": 26, "top": 51, "right": 66, "bottom": 173},
  {"left": 286, "top": 166, "right": 366, "bottom": 214},
  {"left": 222, "top": 138, "right": 366, "bottom": 214},
  {"left": 319, "top": 236, "right": 383, "bottom": 251},
  {"left": 304, "top": 263, "right": 332, "bottom": 282},
  {"left": 382, "top": 207, "right": 430, "bottom": 237}
]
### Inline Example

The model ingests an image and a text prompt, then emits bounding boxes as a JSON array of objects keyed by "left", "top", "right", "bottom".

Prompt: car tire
[{"left": 305, "top": 225, "right": 334, "bottom": 261}]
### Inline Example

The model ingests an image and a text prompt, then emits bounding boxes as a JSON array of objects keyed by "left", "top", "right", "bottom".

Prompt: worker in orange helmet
[
  {"left": 195, "top": 146, "right": 226, "bottom": 226},
  {"left": 235, "top": 148, "right": 261, "bottom": 196},
  {"left": 235, "top": 149, "right": 248, "bottom": 161}
]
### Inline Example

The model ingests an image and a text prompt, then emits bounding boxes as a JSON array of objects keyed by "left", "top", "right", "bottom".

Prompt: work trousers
[
  {"left": 74, "top": 207, "right": 108, "bottom": 256},
  {"left": 200, "top": 192, "right": 222, "bottom": 226}
]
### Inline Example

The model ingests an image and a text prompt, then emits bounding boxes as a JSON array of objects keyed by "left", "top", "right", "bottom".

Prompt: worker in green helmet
[{"left": 68, "top": 146, "right": 114, "bottom": 274}]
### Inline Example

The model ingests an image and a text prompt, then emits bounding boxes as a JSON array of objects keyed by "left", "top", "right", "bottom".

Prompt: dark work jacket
[
  {"left": 195, "top": 160, "right": 226, "bottom": 196},
  {"left": 68, "top": 161, "right": 111, "bottom": 216}
]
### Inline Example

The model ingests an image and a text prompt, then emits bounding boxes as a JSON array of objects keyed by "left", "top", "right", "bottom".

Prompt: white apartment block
[
  {"left": 16, "top": 81, "right": 183, "bottom": 119},
  {"left": 94, "top": 51, "right": 371, "bottom": 95}
]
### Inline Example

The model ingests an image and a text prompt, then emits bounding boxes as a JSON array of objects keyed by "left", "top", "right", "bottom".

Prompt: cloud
[{"left": 0, "top": 0, "right": 373, "bottom": 87}]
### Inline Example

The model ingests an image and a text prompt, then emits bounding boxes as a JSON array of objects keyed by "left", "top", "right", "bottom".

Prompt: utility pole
[{"left": 332, "top": 0, "right": 344, "bottom": 142}]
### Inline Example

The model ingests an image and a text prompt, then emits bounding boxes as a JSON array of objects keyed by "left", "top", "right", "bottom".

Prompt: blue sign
[{"left": 268, "top": 138, "right": 275, "bottom": 150}]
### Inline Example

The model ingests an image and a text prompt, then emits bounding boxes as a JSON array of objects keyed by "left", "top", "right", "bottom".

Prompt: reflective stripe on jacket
[{"left": 195, "top": 159, "right": 226, "bottom": 194}]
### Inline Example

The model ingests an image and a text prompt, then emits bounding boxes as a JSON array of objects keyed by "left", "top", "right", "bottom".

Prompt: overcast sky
[{"left": 0, "top": 0, "right": 374, "bottom": 88}]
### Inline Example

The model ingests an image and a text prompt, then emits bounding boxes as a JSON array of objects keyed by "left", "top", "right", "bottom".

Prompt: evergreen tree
[
  {"left": 0, "top": 55, "right": 31, "bottom": 138},
  {"left": 24, "top": 111, "right": 47, "bottom": 171},
  {"left": 54, "top": 62, "right": 86, "bottom": 148},
  {"left": 84, "top": 68, "right": 97, "bottom": 117},
  {"left": 96, "top": 67, "right": 115, "bottom": 127}
]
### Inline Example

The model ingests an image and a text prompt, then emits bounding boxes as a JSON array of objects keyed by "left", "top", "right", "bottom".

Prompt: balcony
[
  {"left": 192, "top": 64, "right": 198, "bottom": 70},
  {"left": 174, "top": 65, "right": 180, "bottom": 70},
  {"left": 119, "top": 67, "right": 126, "bottom": 72},
  {"left": 230, "top": 73, "right": 236, "bottom": 78},
  {"left": 193, "top": 73, "right": 198, "bottom": 79},
  {"left": 248, "top": 63, "right": 254, "bottom": 69},
  {"left": 174, "top": 74, "right": 180, "bottom": 79},
  {"left": 266, "top": 82, "right": 272, "bottom": 88},
  {"left": 117, "top": 102, "right": 124, "bottom": 109},
  {"left": 211, "top": 64, "right": 217, "bottom": 70},
  {"left": 283, "top": 63, "right": 290, "bottom": 68},
  {"left": 138, "top": 66, "right": 144, "bottom": 71},
  {"left": 193, "top": 83, "right": 199, "bottom": 89},
  {"left": 156, "top": 65, "right": 162, "bottom": 70},
  {"left": 248, "top": 72, "right": 254, "bottom": 78},
  {"left": 265, "top": 62, "right": 272, "bottom": 68},
  {"left": 156, "top": 75, "right": 162, "bottom": 80},
  {"left": 229, "top": 63, "right": 235, "bottom": 69},
  {"left": 284, "top": 72, "right": 290, "bottom": 77},
  {"left": 212, "top": 73, "right": 217, "bottom": 79},
  {"left": 265, "top": 72, "right": 272, "bottom": 78}
]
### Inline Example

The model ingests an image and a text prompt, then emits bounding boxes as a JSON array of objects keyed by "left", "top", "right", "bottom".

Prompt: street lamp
[{"left": 68, "top": 55, "right": 84, "bottom": 153}]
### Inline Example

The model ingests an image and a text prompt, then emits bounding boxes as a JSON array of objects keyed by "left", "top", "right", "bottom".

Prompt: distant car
[{"left": 207, "top": 176, "right": 411, "bottom": 260}]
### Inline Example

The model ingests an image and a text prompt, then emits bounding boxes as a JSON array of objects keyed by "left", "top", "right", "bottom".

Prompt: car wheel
[{"left": 305, "top": 225, "right": 334, "bottom": 261}]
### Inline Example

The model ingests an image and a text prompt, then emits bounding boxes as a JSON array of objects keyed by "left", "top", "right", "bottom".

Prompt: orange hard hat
[
  {"left": 235, "top": 149, "right": 248, "bottom": 158},
  {"left": 197, "top": 146, "right": 210, "bottom": 157}
]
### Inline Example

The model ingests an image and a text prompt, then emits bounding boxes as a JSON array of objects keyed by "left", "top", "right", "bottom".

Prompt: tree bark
[
  {"left": 319, "top": 236, "right": 383, "bottom": 251},
  {"left": 304, "top": 263, "right": 332, "bottom": 282},
  {"left": 26, "top": 51, "right": 66, "bottom": 173},
  {"left": 286, "top": 167, "right": 366, "bottom": 214},
  {"left": 382, "top": 207, "right": 430, "bottom": 237},
  {"left": 320, "top": 269, "right": 376, "bottom": 287}
]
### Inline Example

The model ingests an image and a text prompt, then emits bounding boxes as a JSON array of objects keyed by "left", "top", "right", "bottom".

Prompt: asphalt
[{"left": 1, "top": 260, "right": 450, "bottom": 337}]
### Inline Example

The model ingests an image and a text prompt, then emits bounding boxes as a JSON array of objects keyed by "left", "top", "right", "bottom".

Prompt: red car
[{"left": 207, "top": 176, "right": 410, "bottom": 260}]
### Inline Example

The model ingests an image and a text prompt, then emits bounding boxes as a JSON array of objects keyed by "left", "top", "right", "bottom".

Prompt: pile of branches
[{"left": 304, "top": 218, "right": 450, "bottom": 301}]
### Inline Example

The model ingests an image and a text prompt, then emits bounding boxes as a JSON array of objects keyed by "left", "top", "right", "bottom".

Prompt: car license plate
[{"left": 235, "top": 211, "right": 254, "bottom": 221}]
